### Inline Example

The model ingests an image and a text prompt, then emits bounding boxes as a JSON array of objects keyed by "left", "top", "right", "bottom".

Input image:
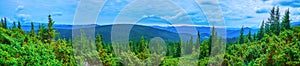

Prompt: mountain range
[{"left": 8, "top": 22, "right": 300, "bottom": 43}]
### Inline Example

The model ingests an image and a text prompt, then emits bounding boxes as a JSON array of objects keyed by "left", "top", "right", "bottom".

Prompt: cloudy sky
[{"left": 0, "top": 0, "right": 299, "bottom": 28}]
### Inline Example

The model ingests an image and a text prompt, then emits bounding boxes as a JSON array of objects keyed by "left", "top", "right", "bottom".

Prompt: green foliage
[
  {"left": 17, "top": 21, "right": 21, "bottom": 29},
  {"left": 12, "top": 22, "right": 16, "bottom": 29},
  {"left": 1, "top": 18, "right": 8, "bottom": 29},
  {"left": 247, "top": 29, "right": 252, "bottom": 42},
  {"left": 281, "top": 8, "right": 291, "bottom": 30},
  {"left": 0, "top": 6, "right": 299, "bottom": 66},
  {"left": 47, "top": 15, "right": 56, "bottom": 44},
  {"left": 225, "top": 30, "right": 300, "bottom": 65},
  {"left": 37, "top": 24, "right": 48, "bottom": 43},
  {"left": 257, "top": 20, "right": 265, "bottom": 40},
  {"left": 238, "top": 26, "right": 244, "bottom": 44},
  {"left": 29, "top": 22, "right": 35, "bottom": 37}
]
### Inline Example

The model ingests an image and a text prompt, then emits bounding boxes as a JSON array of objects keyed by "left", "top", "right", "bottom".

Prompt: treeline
[
  {"left": 225, "top": 7, "right": 300, "bottom": 66},
  {"left": 236, "top": 6, "right": 292, "bottom": 44},
  {"left": 0, "top": 6, "right": 299, "bottom": 66},
  {"left": 0, "top": 15, "right": 76, "bottom": 65}
]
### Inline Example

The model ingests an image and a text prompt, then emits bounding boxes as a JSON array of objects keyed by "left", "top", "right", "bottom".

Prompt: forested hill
[{"left": 56, "top": 24, "right": 184, "bottom": 43}]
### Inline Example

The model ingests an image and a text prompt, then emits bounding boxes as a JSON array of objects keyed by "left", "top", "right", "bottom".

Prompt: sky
[{"left": 0, "top": 0, "right": 299, "bottom": 28}]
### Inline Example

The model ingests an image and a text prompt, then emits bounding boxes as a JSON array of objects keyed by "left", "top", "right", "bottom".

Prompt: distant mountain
[
  {"left": 56, "top": 24, "right": 197, "bottom": 43},
  {"left": 151, "top": 25, "right": 259, "bottom": 38},
  {"left": 226, "top": 27, "right": 259, "bottom": 38},
  {"left": 292, "top": 22, "right": 300, "bottom": 26},
  {"left": 11, "top": 23, "right": 260, "bottom": 42}
]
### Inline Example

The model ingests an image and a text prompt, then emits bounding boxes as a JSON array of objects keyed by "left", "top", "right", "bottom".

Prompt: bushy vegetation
[{"left": 0, "top": 6, "right": 299, "bottom": 66}]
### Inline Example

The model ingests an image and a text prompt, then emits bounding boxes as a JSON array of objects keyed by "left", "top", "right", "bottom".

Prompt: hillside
[{"left": 56, "top": 24, "right": 195, "bottom": 43}]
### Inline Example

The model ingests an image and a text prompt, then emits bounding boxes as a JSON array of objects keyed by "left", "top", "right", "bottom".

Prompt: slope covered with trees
[{"left": 0, "top": 6, "right": 299, "bottom": 66}]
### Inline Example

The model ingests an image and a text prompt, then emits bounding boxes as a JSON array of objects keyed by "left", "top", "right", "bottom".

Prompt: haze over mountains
[{"left": 9, "top": 22, "right": 300, "bottom": 43}]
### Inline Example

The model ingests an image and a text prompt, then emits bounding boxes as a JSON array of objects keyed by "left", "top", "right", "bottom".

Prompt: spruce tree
[
  {"left": 195, "top": 31, "right": 201, "bottom": 50},
  {"left": 281, "top": 8, "right": 291, "bottom": 30},
  {"left": 208, "top": 26, "right": 216, "bottom": 55},
  {"left": 274, "top": 6, "right": 280, "bottom": 35},
  {"left": 266, "top": 7, "right": 275, "bottom": 35},
  {"left": 176, "top": 36, "right": 182, "bottom": 57},
  {"left": 17, "top": 21, "right": 21, "bottom": 29},
  {"left": 47, "top": 15, "right": 56, "bottom": 43},
  {"left": 129, "top": 40, "right": 134, "bottom": 52},
  {"left": 0, "top": 19, "right": 2, "bottom": 28},
  {"left": 247, "top": 29, "right": 252, "bottom": 42},
  {"left": 238, "top": 26, "right": 244, "bottom": 44},
  {"left": 258, "top": 20, "right": 265, "bottom": 40},
  {"left": 30, "top": 22, "right": 35, "bottom": 37},
  {"left": 253, "top": 33, "right": 257, "bottom": 41},
  {"left": 189, "top": 36, "right": 193, "bottom": 46},
  {"left": 38, "top": 24, "right": 47, "bottom": 43},
  {"left": 96, "top": 35, "right": 103, "bottom": 52},
  {"left": 12, "top": 22, "right": 16, "bottom": 29},
  {"left": 2, "top": 18, "right": 7, "bottom": 29},
  {"left": 187, "top": 36, "right": 193, "bottom": 54},
  {"left": 139, "top": 36, "right": 145, "bottom": 53}
]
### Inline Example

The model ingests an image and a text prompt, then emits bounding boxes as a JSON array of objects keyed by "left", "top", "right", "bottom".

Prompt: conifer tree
[
  {"left": 195, "top": 31, "right": 201, "bottom": 50},
  {"left": 30, "top": 22, "right": 35, "bottom": 36},
  {"left": 38, "top": 24, "right": 47, "bottom": 43},
  {"left": 253, "top": 33, "right": 257, "bottom": 41},
  {"left": 12, "top": 22, "right": 16, "bottom": 29},
  {"left": 265, "top": 7, "right": 275, "bottom": 35},
  {"left": 96, "top": 35, "right": 103, "bottom": 52},
  {"left": 139, "top": 36, "right": 145, "bottom": 52},
  {"left": 2, "top": 18, "right": 8, "bottom": 29},
  {"left": 247, "top": 29, "right": 252, "bottom": 42},
  {"left": 0, "top": 19, "right": 2, "bottom": 28},
  {"left": 129, "top": 40, "right": 134, "bottom": 52},
  {"left": 281, "top": 8, "right": 291, "bottom": 30},
  {"left": 258, "top": 20, "right": 265, "bottom": 40},
  {"left": 208, "top": 26, "right": 216, "bottom": 55},
  {"left": 238, "top": 26, "right": 244, "bottom": 44},
  {"left": 17, "top": 21, "right": 21, "bottom": 29},
  {"left": 177, "top": 37, "right": 182, "bottom": 57},
  {"left": 274, "top": 6, "right": 280, "bottom": 35},
  {"left": 189, "top": 36, "right": 193, "bottom": 46},
  {"left": 47, "top": 15, "right": 56, "bottom": 43},
  {"left": 187, "top": 36, "right": 193, "bottom": 54}
]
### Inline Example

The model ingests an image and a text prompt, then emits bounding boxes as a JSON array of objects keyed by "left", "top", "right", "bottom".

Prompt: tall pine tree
[
  {"left": 47, "top": 15, "right": 56, "bottom": 43},
  {"left": 30, "top": 22, "right": 35, "bottom": 37},
  {"left": 17, "top": 21, "right": 21, "bottom": 29},
  {"left": 238, "top": 26, "right": 244, "bottom": 44},
  {"left": 247, "top": 29, "right": 252, "bottom": 42},
  {"left": 274, "top": 6, "right": 280, "bottom": 35},
  {"left": 195, "top": 31, "right": 201, "bottom": 50},
  {"left": 38, "top": 24, "right": 47, "bottom": 43},
  {"left": 281, "top": 8, "right": 291, "bottom": 30},
  {"left": 12, "top": 22, "right": 16, "bottom": 29},
  {"left": 265, "top": 7, "right": 275, "bottom": 35},
  {"left": 2, "top": 18, "right": 8, "bottom": 29},
  {"left": 96, "top": 35, "right": 103, "bottom": 52},
  {"left": 258, "top": 20, "right": 265, "bottom": 40}
]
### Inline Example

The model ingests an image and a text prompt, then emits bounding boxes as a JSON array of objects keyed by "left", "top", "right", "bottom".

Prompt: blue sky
[{"left": 0, "top": 0, "right": 299, "bottom": 28}]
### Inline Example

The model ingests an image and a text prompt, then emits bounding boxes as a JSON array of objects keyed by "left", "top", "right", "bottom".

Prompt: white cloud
[
  {"left": 15, "top": 5, "right": 24, "bottom": 12},
  {"left": 73, "top": 0, "right": 106, "bottom": 25},
  {"left": 114, "top": 0, "right": 194, "bottom": 25},
  {"left": 218, "top": 0, "right": 300, "bottom": 28},
  {"left": 52, "top": 12, "right": 63, "bottom": 16},
  {"left": 15, "top": 14, "right": 31, "bottom": 22},
  {"left": 162, "top": 11, "right": 185, "bottom": 21}
]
